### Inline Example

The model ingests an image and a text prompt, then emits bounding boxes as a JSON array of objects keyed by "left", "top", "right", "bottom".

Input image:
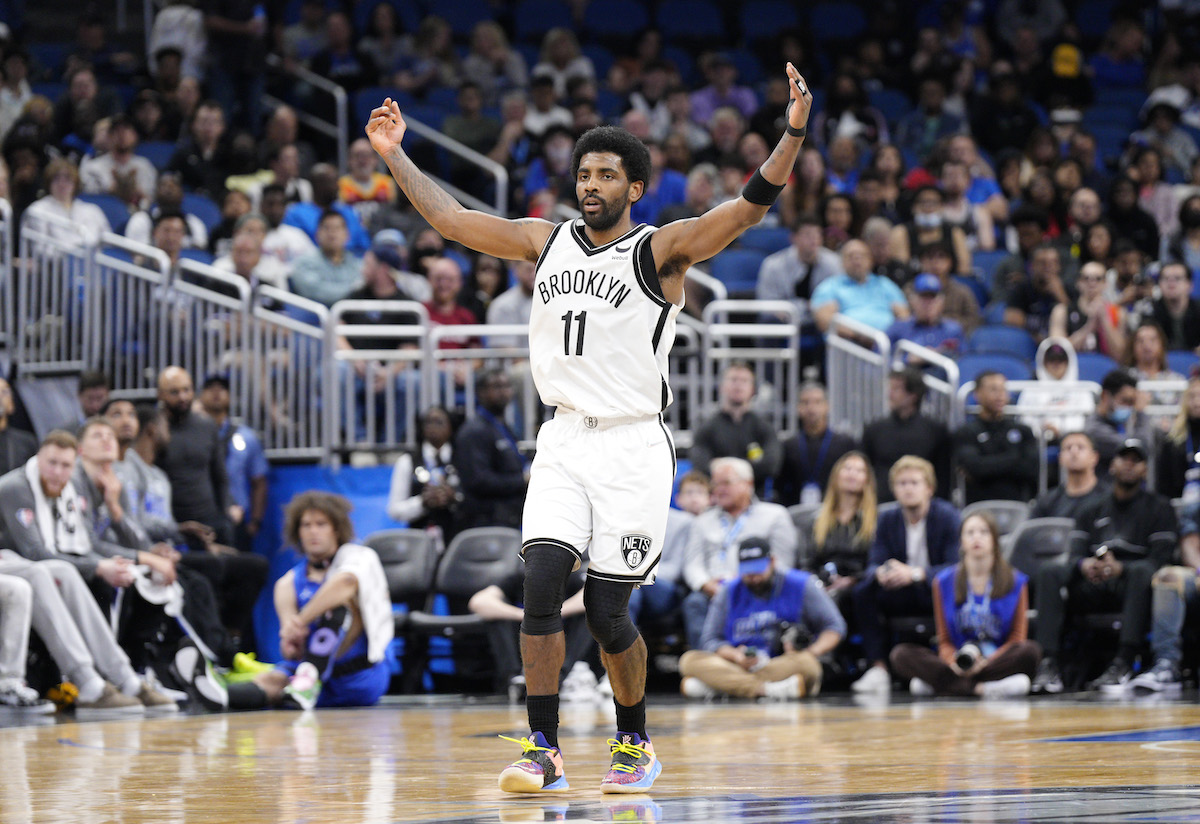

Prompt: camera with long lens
[{"left": 954, "top": 643, "right": 981, "bottom": 671}]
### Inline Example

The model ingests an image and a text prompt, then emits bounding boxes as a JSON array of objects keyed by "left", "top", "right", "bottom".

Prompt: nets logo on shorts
[{"left": 620, "top": 534, "right": 652, "bottom": 569}]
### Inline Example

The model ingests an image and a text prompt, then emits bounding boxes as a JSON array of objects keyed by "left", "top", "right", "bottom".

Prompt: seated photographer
[
  {"left": 850, "top": 456, "right": 960, "bottom": 694},
  {"left": 678, "top": 537, "right": 844, "bottom": 701},
  {"left": 803, "top": 452, "right": 878, "bottom": 620},
  {"left": 1032, "top": 439, "right": 1177, "bottom": 694},
  {"left": 890, "top": 512, "right": 1041, "bottom": 698},
  {"left": 178, "top": 492, "right": 393, "bottom": 710},
  {"left": 386, "top": 406, "right": 461, "bottom": 546}
]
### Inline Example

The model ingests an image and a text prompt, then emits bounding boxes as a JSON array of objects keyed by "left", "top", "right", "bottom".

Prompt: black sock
[
  {"left": 614, "top": 697, "right": 647, "bottom": 741},
  {"left": 526, "top": 693, "right": 560, "bottom": 749},
  {"left": 227, "top": 682, "right": 269, "bottom": 710}
]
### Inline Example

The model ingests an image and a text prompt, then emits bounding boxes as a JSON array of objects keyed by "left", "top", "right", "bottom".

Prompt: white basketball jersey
[{"left": 529, "top": 219, "right": 684, "bottom": 418}]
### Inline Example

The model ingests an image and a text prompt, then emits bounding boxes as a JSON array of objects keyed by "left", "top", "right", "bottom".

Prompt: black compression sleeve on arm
[{"left": 742, "top": 169, "right": 786, "bottom": 206}]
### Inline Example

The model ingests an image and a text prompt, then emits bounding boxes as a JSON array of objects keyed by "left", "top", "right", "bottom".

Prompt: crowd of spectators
[{"left": 5, "top": 1, "right": 1200, "bottom": 708}]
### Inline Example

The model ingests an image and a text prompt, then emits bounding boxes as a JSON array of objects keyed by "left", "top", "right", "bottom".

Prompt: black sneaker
[
  {"left": 1089, "top": 658, "right": 1133, "bottom": 694},
  {"left": 1032, "top": 658, "right": 1063, "bottom": 694},
  {"left": 1129, "top": 659, "right": 1183, "bottom": 694}
]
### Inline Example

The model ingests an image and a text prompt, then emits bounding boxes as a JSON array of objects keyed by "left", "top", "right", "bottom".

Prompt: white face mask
[{"left": 914, "top": 212, "right": 943, "bottom": 229}]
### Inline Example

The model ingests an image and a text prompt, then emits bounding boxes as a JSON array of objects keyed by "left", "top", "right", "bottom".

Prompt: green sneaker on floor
[{"left": 233, "top": 653, "right": 274, "bottom": 675}]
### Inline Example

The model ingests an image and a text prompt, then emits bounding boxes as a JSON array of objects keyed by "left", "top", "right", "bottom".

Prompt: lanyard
[
  {"left": 477, "top": 409, "right": 528, "bottom": 469},
  {"left": 720, "top": 510, "right": 749, "bottom": 552},
  {"left": 796, "top": 430, "right": 834, "bottom": 486}
]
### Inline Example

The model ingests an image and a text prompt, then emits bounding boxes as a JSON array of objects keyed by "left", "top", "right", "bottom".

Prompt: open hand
[
  {"left": 785, "top": 62, "right": 814, "bottom": 132},
  {"left": 366, "top": 98, "right": 407, "bottom": 157}
]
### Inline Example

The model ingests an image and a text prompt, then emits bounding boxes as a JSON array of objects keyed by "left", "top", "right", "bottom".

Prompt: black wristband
[
  {"left": 742, "top": 168, "right": 785, "bottom": 206},
  {"left": 784, "top": 100, "right": 808, "bottom": 138}
]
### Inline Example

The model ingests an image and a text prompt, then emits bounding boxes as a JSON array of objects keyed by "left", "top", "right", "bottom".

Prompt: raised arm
[
  {"left": 366, "top": 98, "right": 554, "bottom": 262},
  {"left": 650, "top": 63, "right": 814, "bottom": 273}
]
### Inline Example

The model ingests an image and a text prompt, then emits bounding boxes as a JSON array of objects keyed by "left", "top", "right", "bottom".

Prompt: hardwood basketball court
[{"left": 2, "top": 691, "right": 1198, "bottom": 823}]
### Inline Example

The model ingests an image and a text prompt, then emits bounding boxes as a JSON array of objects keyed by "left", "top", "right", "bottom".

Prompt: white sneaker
[
  {"left": 762, "top": 674, "right": 802, "bottom": 701},
  {"left": 979, "top": 674, "right": 1032, "bottom": 699},
  {"left": 1129, "top": 659, "right": 1183, "bottom": 694},
  {"left": 909, "top": 678, "right": 935, "bottom": 697},
  {"left": 679, "top": 676, "right": 719, "bottom": 700},
  {"left": 0, "top": 679, "right": 55, "bottom": 713},
  {"left": 851, "top": 666, "right": 892, "bottom": 693},
  {"left": 560, "top": 661, "right": 600, "bottom": 703}
]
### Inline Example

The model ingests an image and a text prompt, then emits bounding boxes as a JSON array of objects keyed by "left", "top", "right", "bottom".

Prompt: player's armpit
[{"left": 651, "top": 198, "right": 764, "bottom": 271}]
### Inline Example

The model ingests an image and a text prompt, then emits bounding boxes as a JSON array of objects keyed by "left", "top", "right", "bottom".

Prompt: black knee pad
[
  {"left": 583, "top": 578, "right": 639, "bottom": 654},
  {"left": 520, "top": 543, "right": 577, "bottom": 636}
]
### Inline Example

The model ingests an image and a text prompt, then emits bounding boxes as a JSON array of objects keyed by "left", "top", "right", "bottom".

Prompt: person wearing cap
[
  {"left": 850, "top": 455, "right": 960, "bottom": 694},
  {"left": 1030, "top": 431, "right": 1108, "bottom": 520},
  {"left": 888, "top": 272, "right": 963, "bottom": 357},
  {"left": 953, "top": 370, "right": 1039, "bottom": 504},
  {"left": 678, "top": 536, "right": 845, "bottom": 701},
  {"left": 1032, "top": 437, "right": 1177, "bottom": 694},
  {"left": 1083, "top": 369, "right": 1155, "bottom": 477},
  {"left": 681, "top": 457, "right": 797, "bottom": 651}
]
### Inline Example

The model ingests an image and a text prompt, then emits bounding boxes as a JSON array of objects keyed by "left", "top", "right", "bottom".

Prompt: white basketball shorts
[{"left": 521, "top": 408, "right": 676, "bottom": 585}]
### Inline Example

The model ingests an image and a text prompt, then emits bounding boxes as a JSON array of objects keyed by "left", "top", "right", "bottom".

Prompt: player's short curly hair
[{"left": 570, "top": 125, "right": 651, "bottom": 188}]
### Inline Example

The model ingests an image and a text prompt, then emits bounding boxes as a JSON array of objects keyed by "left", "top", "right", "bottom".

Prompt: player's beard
[{"left": 580, "top": 189, "right": 629, "bottom": 232}]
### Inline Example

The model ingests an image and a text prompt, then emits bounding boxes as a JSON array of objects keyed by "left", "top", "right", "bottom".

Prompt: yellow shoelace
[
  {"left": 606, "top": 738, "right": 650, "bottom": 773},
  {"left": 499, "top": 734, "right": 552, "bottom": 765}
]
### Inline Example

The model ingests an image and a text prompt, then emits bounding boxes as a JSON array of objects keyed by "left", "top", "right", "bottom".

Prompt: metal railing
[
  {"left": 264, "top": 54, "right": 349, "bottom": 174},
  {"left": 891, "top": 340, "right": 961, "bottom": 427},
  {"left": 171, "top": 260, "right": 253, "bottom": 406},
  {"left": 15, "top": 211, "right": 97, "bottom": 376},
  {"left": 0, "top": 199, "right": 12, "bottom": 350},
  {"left": 700, "top": 300, "right": 801, "bottom": 436},
  {"left": 402, "top": 117, "right": 510, "bottom": 216},
  {"left": 667, "top": 324, "right": 702, "bottom": 443},
  {"left": 826, "top": 315, "right": 891, "bottom": 438},
  {"left": 90, "top": 234, "right": 172, "bottom": 397}
]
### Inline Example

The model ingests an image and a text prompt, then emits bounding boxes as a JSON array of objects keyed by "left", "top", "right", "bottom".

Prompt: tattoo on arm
[
  {"left": 384, "top": 147, "right": 459, "bottom": 226},
  {"left": 760, "top": 135, "right": 801, "bottom": 186}
]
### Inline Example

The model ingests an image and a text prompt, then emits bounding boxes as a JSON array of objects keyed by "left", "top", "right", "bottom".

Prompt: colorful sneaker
[
  {"left": 602, "top": 798, "right": 663, "bottom": 822},
  {"left": 171, "top": 642, "right": 228, "bottom": 710},
  {"left": 233, "top": 652, "right": 274, "bottom": 675},
  {"left": 498, "top": 732, "right": 569, "bottom": 793},
  {"left": 600, "top": 732, "right": 662, "bottom": 794},
  {"left": 282, "top": 661, "right": 322, "bottom": 711}
]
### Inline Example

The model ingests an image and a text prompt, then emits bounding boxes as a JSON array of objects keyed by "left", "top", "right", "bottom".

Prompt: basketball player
[{"left": 366, "top": 62, "right": 814, "bottom": 794}]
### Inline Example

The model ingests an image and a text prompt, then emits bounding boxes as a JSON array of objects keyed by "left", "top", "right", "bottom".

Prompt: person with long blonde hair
[
  {"left": 807, "top": 452, "right": 877, "bottom": 602},
  {"left": 890, "top": 512, "right": 1040, "bottom": 697},
  {"left": 1157, "top": 374, "right": 1200, "bottom": 498}
]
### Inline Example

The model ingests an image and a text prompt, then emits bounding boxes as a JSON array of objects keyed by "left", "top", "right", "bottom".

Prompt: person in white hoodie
[{"left": 1015, "top": 337, "right": 1095, "bottom": 445}]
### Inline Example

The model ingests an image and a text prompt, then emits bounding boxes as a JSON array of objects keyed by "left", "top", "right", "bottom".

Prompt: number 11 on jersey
[{"left": 561, "top": 310, "right": 587, "bottom": 356}]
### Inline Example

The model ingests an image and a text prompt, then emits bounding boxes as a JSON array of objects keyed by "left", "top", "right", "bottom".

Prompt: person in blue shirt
[
  {"left": 887, "top": 273, "right": 964, "bottom": 358},
  {"left": 890, "top": 511, "right": 1040, "bottom": 698},
  {"left": 198, "top": 375, "right": 268, "bottom": 553},
  {"left": 812, "top": 239, "right": 909, "bottom": 339},
  {"left": 678, "top": 536, "right": 845, "bottom": 701}
]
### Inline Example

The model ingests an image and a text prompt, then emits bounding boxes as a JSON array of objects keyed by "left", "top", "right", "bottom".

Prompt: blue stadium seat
[
  {"left": 1167, "top": 349, "right": 1199, "bottom": 378},
  {"left": 401, "top": 104, "right": 446, "bottom": 130},
  {"left": 181, "top": 193, "right": 222, "bottom": 234},
  {"left": 1091, "top": 126, "right": 1131, "bottom": 165},
  {"left": 952, "top": 273, "right": 989, "bottom": 308},
  {"left": 810, "top": 1, "right": 868, "bottom": 41},
  {"left": 728, "top": 49, "right": 765, "bottom": 87},
  {"left": 582, "top": 0, "right": 649, "bottom": 41},
  {"left": 972, "top": 249, "right": 1009, "bottom": 290},
  {"left": 1083, "top": 103, "right": 1139, "bottom": 132},
  {"left": 1075, "top": 0, "right": 1117, "bottom": 42},
  {"left": 77, "top": 193, "right": 131, "bottom": 234},
  {"left": 436, "top": 0, "right": 495, "bottom": 37},
  {"left": 351, "top": 0, "right": 423, "bottom": 38},
  {"left": 740, "top": 0, "right": 800, "bottom": 43},
  {"left": 179, "top": 248, "right": 214, "bottom": 266},
  {"left": 135, "top": 141, "right": 177, "bottom": 171},
  {"left": 656, "top": 0, "right": 724, "bottom": 43},
  {"left": 594, "top": 88, "right": 625, "bottom": 119},
  {"left": 964, "top": 324, "right": 1037, "bottom": 361},
  {"left": 27, "top": 41, "right": 70, "bottom": 79},
  {"left": 868, "top": 88, "right": 912, "bottom": 127},
  {"left": 281, "top": 0, "right": 338, "bottom": 26},
  {"left": 709, "top": 248, "right": 767, "bottom": 294},
  {"left": 514, "top": 0, "right": 574, "bottom": 42},
  {"left": 581, "top": 44, "right": 615, "bottom": 80},
  {"left": 1074, "top": 351, "right": 1120, "bottom": 383},
  {"left": 30, "top": 81, "right": 66, "bottom": 102},
  {"left": 661, "top": 46, "right": 695, "bottom": 82},
  {"left": 740, "top": 226, "right": 791, "bottom": 254},
  {"left": 424, "top": 86, "right": 460, "bottom": 111},
  {"left": 955, "top": 353, "right": 1032, "bottom": 386},
  {"left": 353, "top": 87, "right": 417, "bottom": 131}
]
